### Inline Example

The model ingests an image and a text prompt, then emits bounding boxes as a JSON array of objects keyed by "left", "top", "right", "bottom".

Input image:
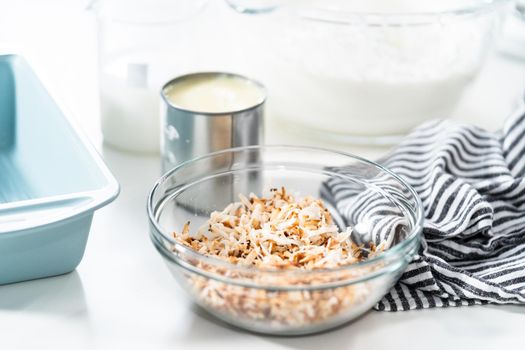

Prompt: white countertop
[{"left": 1, "top": 1, "right": 525, "bottom": 349}]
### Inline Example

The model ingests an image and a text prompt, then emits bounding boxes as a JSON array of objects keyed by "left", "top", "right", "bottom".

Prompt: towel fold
[{"left": 325, "top": 104, "right": 525, "bottom": 311}]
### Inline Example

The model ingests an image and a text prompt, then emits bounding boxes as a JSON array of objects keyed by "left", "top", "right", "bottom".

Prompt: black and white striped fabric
[{"left": 330, "top": 105, "right": 525, "bottom": 311}]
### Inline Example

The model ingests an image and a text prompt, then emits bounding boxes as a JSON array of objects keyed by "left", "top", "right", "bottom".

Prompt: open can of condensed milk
[{"left": 160, "top": 72, "right": 266, "bottom": 213}]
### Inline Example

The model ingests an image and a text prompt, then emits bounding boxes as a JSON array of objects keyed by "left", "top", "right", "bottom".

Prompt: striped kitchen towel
[{"left": 325, "top": 104, "right": 525, "bottom": 311}]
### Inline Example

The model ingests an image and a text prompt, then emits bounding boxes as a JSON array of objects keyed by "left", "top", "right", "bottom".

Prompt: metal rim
[{"left": 160, "top": 71, "right": 267, "bottom": 116}]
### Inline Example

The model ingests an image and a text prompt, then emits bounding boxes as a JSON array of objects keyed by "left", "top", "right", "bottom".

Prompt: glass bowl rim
[
  {"left": 147, "top": 145, "right": 424, "bottom": 277},
  {"left": 278, "top": 0, "right": 511, "bottom": 26}
]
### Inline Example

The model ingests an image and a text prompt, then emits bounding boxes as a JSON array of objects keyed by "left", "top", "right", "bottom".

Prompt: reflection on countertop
[{"left": 0, "top": 271, "right": 88, "bottom": 317}]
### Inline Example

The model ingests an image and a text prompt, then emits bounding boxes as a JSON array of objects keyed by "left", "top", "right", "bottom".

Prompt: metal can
[
  {"left": 160, "top": 72, "right": 265, "bottom": 212},
  {"left": 160, "top": 72, "right": 265, "bottom": 172}
]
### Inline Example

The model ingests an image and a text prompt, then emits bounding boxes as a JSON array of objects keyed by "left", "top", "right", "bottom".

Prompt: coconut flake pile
[{"left": 173, "top": 187, "right": 377, "bottom": 269}]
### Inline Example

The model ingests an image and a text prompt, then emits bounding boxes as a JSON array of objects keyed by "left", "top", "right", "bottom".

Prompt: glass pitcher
[{"left": 93, "top": 0, "right": 207, "bottom": 153}]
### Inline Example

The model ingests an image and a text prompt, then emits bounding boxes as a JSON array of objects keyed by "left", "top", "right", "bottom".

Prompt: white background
[{"left": 1, "top": 0, "right": 525, "bottom": 348}]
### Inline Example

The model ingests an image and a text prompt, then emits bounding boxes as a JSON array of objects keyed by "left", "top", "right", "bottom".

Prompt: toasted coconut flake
[
  {"left": 170, "top": 187, "right": 385, "bottom": 329},
  {"left": 171, "top": 189, "right": 376, "bottom": 269}
]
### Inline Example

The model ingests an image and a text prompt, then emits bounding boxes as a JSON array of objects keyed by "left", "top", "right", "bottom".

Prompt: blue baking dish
[{"left": 0, "top": 53, "right": 119, "bottom": 284}]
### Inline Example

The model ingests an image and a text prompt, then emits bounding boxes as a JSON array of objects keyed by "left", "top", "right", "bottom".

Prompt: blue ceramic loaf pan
[{"left": 0, "top": 53, "right": 119, "bottom": 284}]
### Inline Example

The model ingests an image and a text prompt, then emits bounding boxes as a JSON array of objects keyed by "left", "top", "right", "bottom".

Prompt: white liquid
[
  {"left": 100, "top": 53, "right": 171, "bottom": 153},
  {"left": 163, "top": 74, "right": 264, "bottom": 113}
]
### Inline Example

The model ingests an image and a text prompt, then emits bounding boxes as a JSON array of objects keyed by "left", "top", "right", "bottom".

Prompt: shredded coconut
[
  {"left": 171, "top": 187, "right": 384, "bottom": 329},
  {"left": 173, "top": 187, "right": 380, "bottom": 269}
]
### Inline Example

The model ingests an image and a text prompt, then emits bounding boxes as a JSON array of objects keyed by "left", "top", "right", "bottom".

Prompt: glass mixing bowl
[
  {"left": 148, "top": 146, "right": 423, "bottom": 335},
  {"left": 226, "top": 0, "right": 511, "bottom": 144}
]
